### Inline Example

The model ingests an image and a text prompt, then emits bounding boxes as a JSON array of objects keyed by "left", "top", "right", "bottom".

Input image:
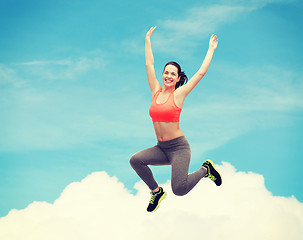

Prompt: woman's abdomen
[{"left": 152, "top": 122, "right": 184, "bottom": 141}]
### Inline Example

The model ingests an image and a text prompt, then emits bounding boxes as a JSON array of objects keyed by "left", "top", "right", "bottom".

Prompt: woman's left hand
[{"left": 209, "top": 34, "right": 218, "bottom": 51}]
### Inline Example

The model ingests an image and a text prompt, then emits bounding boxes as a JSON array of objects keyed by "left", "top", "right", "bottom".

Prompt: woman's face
[{"left": 162, "top": 64, "right": 180, "bottom": 88}]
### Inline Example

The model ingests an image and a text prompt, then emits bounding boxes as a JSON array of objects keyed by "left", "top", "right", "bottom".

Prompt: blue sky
[{"left": 0, "top": 0, "right": 302, "bottom": 218}]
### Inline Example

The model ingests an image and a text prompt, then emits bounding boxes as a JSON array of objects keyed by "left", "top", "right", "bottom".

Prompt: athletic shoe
[
  {"left": 147, "top": 187, "right": 167, "bottom": 212},
  {"left": 202, "top": 159, "right": 222, "bottom": 186}
]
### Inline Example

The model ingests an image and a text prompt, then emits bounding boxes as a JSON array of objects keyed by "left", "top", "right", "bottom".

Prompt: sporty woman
[{"left": 130, "top": 26, "right": 222, "bottom": 212}]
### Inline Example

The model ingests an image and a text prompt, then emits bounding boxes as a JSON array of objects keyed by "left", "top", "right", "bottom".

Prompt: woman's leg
[
  {"left": 158, "top": 137, "right": 207, "bottom": 196},
  {"left": 170, "top": 148, "right": 207, "bottom": 196},
  {"left": 130, "top": 145, "right": 170, "bottom": 191}
]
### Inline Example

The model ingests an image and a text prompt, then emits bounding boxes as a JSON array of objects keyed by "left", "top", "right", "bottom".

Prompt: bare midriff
[{"left": 152, "top": 121, "right": 184, "bottom": 141}]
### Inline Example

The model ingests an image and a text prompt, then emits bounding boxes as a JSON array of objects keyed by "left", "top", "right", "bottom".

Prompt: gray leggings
[{"left": 130, "top": 136, "right": 207, "bottom": 196}]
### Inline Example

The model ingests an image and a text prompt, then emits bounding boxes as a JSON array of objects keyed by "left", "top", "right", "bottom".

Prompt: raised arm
[
  {"left": 177, "top": 34, "right": 219, "bottom": 97},
  {"left": 145, "top": 27, "right": 161, "bottom": 95}
]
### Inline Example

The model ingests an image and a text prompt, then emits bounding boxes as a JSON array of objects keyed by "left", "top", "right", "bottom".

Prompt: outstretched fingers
[
  {"left": 209, "top": 34, "right": 218, "bottom": 50},
  {"left": 211, "top": 34, "right": 218, "bottom": 42},
  {"left": 146, "top": 26, "right": 157, "bottom": 38}
]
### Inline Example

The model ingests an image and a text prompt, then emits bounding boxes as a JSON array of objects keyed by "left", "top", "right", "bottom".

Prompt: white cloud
[
  {"left": 123, "top": 4, "right": 248, "bottom": 56},
  {"left": 0, "top": 162, "right": 302, "bottom": 240},
  {"left": 0, "top": 64, "right": 25, "bottom": 87},
  {"left": 219, "top": 0, "right": 296, "bottom": 9},
  {"left": 154, "top": 5, "right": 246, "bottom": 51},
  {"left": 0, "top": 64, "right": 15, "bottom": 84},
  {"left": 127, "top": 0, "right": 295, "bottom": 56},
  {"left": 17, "top": 54, "right": 108, "bottom": 80},
  {"left": 19, "top": 60, "right": 72, "bottom": 66},
  {"left": 138, "top": 5, "right": 246, "bottom": 58}
]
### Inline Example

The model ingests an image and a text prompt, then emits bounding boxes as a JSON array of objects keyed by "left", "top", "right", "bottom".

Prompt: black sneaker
[
  {"left": 202, "top": 159, "right": 222, "bottom": 186},
  {"left": 147, "top": 187, "right": 167, "bottom": 212}
]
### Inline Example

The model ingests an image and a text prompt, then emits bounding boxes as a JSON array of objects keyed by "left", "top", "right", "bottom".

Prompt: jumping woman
[{"left": 130, "top": 26, "right": 222, "bottom": 213}]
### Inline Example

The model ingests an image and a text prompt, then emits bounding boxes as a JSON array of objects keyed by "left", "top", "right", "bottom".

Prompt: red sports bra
[{"left": 149, "top": 89, "right": 182, "bottom": 122}]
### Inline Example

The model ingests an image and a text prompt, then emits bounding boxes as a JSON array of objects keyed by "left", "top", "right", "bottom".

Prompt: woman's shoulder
[
  {"left": 151, "top": 87, "right": 162, "bottom": 99},
  {"left": 173, "top": 87, "right": 186, "bottom": 108}
]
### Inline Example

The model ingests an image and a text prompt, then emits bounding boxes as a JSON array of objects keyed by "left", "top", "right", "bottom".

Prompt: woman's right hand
[{"left": 146, "top": 26, "right": 157, "bottom": 39}]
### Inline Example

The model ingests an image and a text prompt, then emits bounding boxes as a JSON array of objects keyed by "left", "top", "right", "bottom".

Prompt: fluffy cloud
[{"left": 1, "top": 162, "right": 302, "bottom": 240}]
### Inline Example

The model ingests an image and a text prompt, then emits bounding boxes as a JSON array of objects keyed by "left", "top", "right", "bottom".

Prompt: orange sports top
[{"left": 149, "top": 89, "right": 182, "bottom": 122}]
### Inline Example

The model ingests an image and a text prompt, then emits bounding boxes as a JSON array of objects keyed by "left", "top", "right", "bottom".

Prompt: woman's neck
[{"left": 162, "top": 86, "right": 175, "bottom": 94}]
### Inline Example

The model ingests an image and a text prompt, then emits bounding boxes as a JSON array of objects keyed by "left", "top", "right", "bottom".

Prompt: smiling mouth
[{"left": 165, "top": 79, "right": 173, "bottom": 83}]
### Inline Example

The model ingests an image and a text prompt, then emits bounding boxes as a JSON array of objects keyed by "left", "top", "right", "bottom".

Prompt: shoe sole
[
  {"left": 207, "top": 159, "right": 223, "bottom": 186},
  {"left": 148, "top": 191, "right": 167, "bottom": 213}
]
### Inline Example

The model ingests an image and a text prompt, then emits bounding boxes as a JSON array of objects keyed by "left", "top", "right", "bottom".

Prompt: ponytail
[
  {"left": 163, "top": 61, "right": 188, "bottom": 89},
  {"left": 175, "top": 71, "right": 188, "bottom": 89}
]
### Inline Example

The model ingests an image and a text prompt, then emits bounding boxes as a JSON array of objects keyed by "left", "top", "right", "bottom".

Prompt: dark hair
[{"left": 163, "top": 61, "right": 188, "bottom": 89}]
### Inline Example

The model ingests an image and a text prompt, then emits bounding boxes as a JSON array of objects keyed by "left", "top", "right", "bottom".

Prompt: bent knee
[
  {"left": 172, "top": 185, "right": 187, "bottom": 196},
  {"left": 129, "top": 154, "right": 140, "bottom": 167}
]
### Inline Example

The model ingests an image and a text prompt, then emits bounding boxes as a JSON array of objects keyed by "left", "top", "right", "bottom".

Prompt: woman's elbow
[{"left": 199, "top": 72, "right": 206, "bottom": 78}]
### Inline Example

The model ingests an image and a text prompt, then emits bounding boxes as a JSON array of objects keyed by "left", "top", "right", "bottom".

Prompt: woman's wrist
[{"left": 207, "top": 47, "right": 215, "bottom": 53}]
